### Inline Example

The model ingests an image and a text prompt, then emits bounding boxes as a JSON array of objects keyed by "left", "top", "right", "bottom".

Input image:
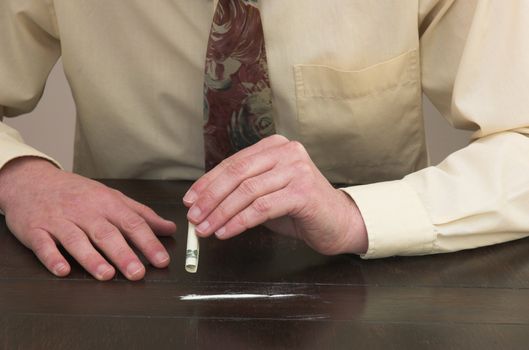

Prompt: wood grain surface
[{"left": 1, "top": 180, "right": 529, "bottom": 349}]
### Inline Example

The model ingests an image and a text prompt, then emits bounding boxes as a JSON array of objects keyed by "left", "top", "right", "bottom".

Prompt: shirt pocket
[{"left": 293, "top": 48, "right": 426, "bottom": 184}]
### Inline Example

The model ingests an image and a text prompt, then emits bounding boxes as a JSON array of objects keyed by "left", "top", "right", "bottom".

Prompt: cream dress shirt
[{"left": 1, "top": 0, "right": 528, "bottom": 258}]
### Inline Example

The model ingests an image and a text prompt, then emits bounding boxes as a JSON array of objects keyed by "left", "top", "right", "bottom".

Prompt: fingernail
[
  {"left": 188, "top": 206, "right": 202, "bottom": 221},
  {"left": 96, "top": 264, "right": 114, "bottom": 280},
  {"left": 155, "top": 251, "right": 170, "bottom": 264},
  {"left": 215, "top": 226, "right": 226, "bottom": 238},
  {"left": 196, "top": 220, "right": 210, "bottom": 234},
  {"left": 183, "top": 190, "right": 197, "bottom": 204},
  {"left": 53, "top": 262, "right": 68, "bottom": 276},
  {"left": 126, "top": 261, "right": 144, "bottom": 278}
]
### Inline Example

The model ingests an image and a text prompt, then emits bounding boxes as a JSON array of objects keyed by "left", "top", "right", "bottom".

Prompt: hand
[
  {"left": 183, "top": 135, "right": 368, "bottom": 255},
  {"left": 0, "top": 157, "right": 176, "bottom": 280}
]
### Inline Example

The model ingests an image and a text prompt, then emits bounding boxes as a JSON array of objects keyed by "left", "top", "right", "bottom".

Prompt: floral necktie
[{"left": 203, "top": 0, "right": 275, "bottom": 171}]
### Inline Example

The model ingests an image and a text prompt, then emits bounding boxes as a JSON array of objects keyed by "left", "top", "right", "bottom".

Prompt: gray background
[{"left": 5, "top": 61, "right": 472, "bottom": 172}]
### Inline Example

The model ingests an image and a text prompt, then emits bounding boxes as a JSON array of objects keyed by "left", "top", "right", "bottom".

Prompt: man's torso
[{"left": 53, "top": 0, "right": 426, "bottom": 183}]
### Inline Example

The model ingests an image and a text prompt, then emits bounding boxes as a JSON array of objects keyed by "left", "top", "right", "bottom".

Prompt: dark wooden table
[{"left": 1, "top": 180, "right": 529, "bottom": 349}]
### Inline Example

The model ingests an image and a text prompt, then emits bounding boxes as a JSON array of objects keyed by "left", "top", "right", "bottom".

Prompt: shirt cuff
[
  {"left": 341, "top": 180, "right": 436, "bottom": 259},
  {"left": 0, "top": 132, "right": 62, "bottom": 171}
]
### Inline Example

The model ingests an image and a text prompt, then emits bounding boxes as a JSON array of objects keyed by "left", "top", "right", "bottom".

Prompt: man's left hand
[{"left": 183, "top": 135, "right": 368, "bottom": 255}]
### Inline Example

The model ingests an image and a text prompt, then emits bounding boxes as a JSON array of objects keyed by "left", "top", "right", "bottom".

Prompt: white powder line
[{"left": 179, "top": 293, "right": 307, "bottom": 301}]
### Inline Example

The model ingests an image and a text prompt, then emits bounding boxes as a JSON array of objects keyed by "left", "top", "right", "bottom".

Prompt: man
[{"left": 0, "top": 0, "right": 528, "bottom": 281}]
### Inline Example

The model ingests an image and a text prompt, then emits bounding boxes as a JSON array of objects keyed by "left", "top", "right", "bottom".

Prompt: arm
[
  {"left": 345, "top": 0, "right": 529, "bottom": 258},
  {"left": 0, "top": 0, "right": 176, "bottom": 279},
  {"left": 0, "top": 0, "right": 62, "bottom": 168},
  {"left": 183, "top": 0, "right": 529, "bottom": 259}
]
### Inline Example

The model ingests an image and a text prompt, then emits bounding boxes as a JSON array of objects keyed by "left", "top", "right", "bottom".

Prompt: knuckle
[
  {"left": 30, "top": 234, "right": 50, "bottom": 253},
  {"left": 201, "top": 189, "right": 217, "bottom": 202},
  {"left": 292, "top": 160, "right": 312, "bottom": 175},
  {"left": 226, "top": 159, "right": 251, "bottom": 177},
  {"left": 287, "top": 141, "right": 311, "bottom": 162},
  {"left": 98, "top": 188, "right": 122, "bottom": 203},
  {"left": 110, "top": 188, "right": 124, "bottom": 197},
  {"left": 287, "top": 140, "right": 307, "bottom": 154},
  {"left": 121, "top": 212, "right": 147, "bottom": 232},
  {"left": 60, "top": 230, "right": 86, "bottom": 248},
  {"left": 138, "top": 203, "right": 155, "bottom": 216},
  {"left": 143, "top": 237, "right": 162, "bottom": 251},
  {"left": 113, "top": 246, "right": 133, "bottom": 261},
  {"left": 212, "top": 204, "right": 229, "bottom": 221},
  {"left": 252, "top": 197, "right": 272, "bottom": 216},
  {"left": 239, "top": 178, "right": 260, "bottom": 197},
  {"left": 102, "top": 198, "right": 123, "bottom": 213},
  {"left": 234, "top": 213, "right": 249, "bottom": 230},
  {"left": 267, "top": 134, "right": 289, "bottom": 144},
  {"left": 188, "top": 181, "right": 205, "bottom": 195},
  {"left": 218, "top": 158, "right": 230, "bottom": 169},
  {"left": 198, "top": 189, "right": 217, "bottom": 211},
  {"left": 78, "top": 251, "right": 101, "bottom": 267},
  {"left": 214, "top": 158, "right": 232, "bottom": 174},
  {"left": 92, "top": 223, "right": 119, "bottom": 243},
  {"left": 26, "top": 218, "right": 46, "bottom": 231},
  {"left": 92, "top": 186, "right": 114, "bottom": 200}
]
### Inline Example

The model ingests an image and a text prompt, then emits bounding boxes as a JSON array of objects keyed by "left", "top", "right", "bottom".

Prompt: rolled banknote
[{"left": 185, "top": 222, "right": 199, "bottom": 273}]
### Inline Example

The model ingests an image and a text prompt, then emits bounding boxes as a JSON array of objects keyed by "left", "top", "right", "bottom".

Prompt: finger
[
  {"left": 82, "top": 219, "right": 145, "bottom": 281},
  {"left": 183, "top": 134, "right": 289, "bottom": 205},
  {"left": 194, "top": 166, "right": 291, "bottom": 237},
  {"left": 108, "top": 209, "right": 170, "bottom": 268},
  {"left": 51, "top": 220, "right": 115, "bottom": 281},
  {"left": 187, "top": 140, "right": 306, "bottom": 225},
  {"left": 215, "top": 188, "right": 298, "bottom": 240},
  {"left": 26, "top": 228, "right": 71, "bottom": 277},
  {"left": 186, "top": 151, "right": 277, "bottom": 225},
  {"left": 118, "top": 193, "right": 176, "bottom": 236}
]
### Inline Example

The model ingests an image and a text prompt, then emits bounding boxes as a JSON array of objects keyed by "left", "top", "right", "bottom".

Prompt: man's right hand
[{"left": 0, "top": 157, "right": 176, "bottom": 281}]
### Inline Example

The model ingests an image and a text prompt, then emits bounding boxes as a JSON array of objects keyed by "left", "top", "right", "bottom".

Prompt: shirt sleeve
[
  {"left": 0, "top": 0, "right": 62, "bottom": 170},
  {"left": 342, "top": 0, "right": 529, "bottom": 258}
]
